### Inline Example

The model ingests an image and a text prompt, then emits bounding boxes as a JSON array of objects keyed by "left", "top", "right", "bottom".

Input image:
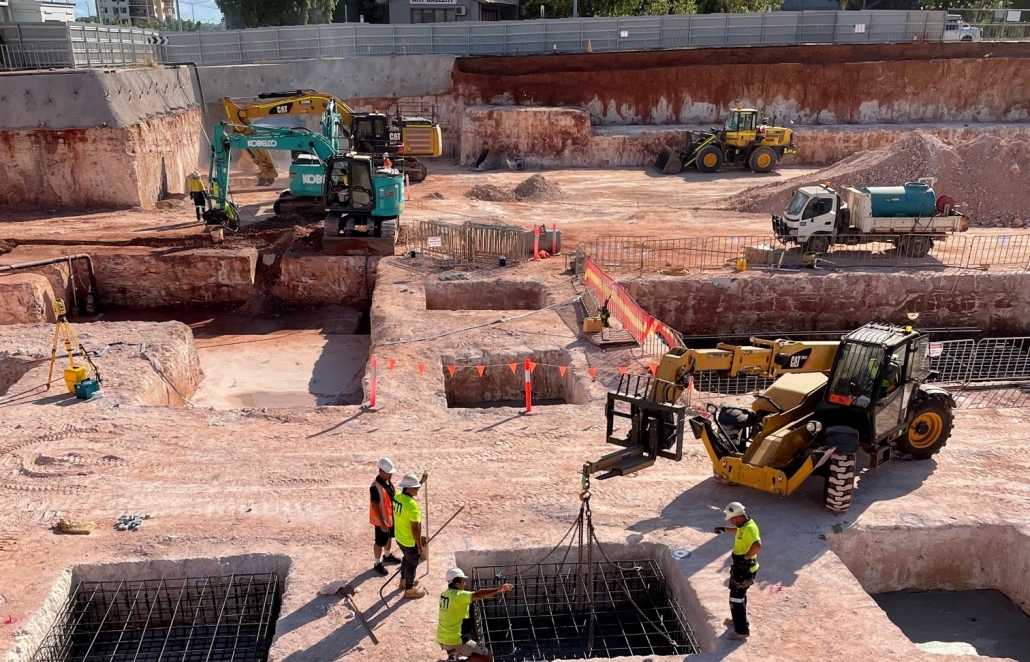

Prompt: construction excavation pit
[
  {"left": 19, "top": 557, "right": 288, "bottom": 662},
  {"left": 7, "top": 38, "right": 1030, "bottom": 662}
]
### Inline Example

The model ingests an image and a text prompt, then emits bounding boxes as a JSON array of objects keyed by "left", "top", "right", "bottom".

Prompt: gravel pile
[
  {"left": 465, "top": 184, "right": 515, "bottom": 202},
  {"left": 732, "top": 131, "right": 1030, "bottom": 228},
  {"left": 513, "top": 174, "right": 566, "bottom": 202}
]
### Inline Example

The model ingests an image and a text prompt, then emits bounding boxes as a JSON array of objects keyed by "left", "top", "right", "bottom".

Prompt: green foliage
[
  {"left": 332, "top": 0, "right": 389, "bottom": 23},
  {"left": 697, "top": 0, "right": 781, "bottom": 13},
  {"left": 538, "top": 0, "right": 698, "bottom": 18},
  {"left": 215, "top": 0, "right": 340, "bottom": 27},
  {"left": 128, "top": 16, "right": 207, "bottom": 30}
]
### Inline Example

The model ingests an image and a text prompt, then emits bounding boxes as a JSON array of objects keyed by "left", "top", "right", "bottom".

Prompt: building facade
[
  {"left": 0, "top": 0, "right": 75, "bottom": 23},
  {"left": 96, "top": 0, "right": 173, "bottom": 23},
  {"left": 387, "top": 0, "right": 519, "bottom": 24}
]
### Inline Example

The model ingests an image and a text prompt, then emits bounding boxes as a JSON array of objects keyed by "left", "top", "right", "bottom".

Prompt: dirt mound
[
  {"left": 732, "top": 131, "right": 1030, "bottom": 227},
  {"left": 422, "top": 191, "right": 446, "bottom": 200},
  {"left": 513, "top": 174, "right": 565, "bottom": 202},
  {"left": 465, "top": 185, "right": 515, "bottom": 202}
]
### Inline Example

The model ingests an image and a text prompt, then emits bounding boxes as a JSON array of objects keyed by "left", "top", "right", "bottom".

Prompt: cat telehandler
[
  {"left": 583, "top": 322, "right": 955, "bottom": 512},
  {"left": 654, "top": 107, "right": 797, "bottom": 175}
]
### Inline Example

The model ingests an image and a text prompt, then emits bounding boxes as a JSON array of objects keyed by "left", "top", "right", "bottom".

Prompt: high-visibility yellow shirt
[
  {"left": 188, "top": 178, "right": 205, "bottom": 193},
  {"left": 733, "top": 518, "right": 761, "bottom": 571},
  {"left": 393, "top": 493, "right": 421, "bottom": 548},
  {"left": 437, "top": 589, "right": 473, "bottom": 645}
]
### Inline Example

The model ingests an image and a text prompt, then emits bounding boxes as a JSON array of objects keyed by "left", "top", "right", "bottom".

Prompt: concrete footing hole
[
  {"left": 20, "top": 555, "right": 290, "bottom": 662},
  {"left": 442, "top": 350, "right": 587, "bottom": 408},
  {"left": 829, "top": 525, "right": 1030, "bottom": 660},
  {"left": 425, "top": 281, "right": 547, "bottom": 311},
  {"left": 453, "top": 544, "right": 704, "bottom": 660}
]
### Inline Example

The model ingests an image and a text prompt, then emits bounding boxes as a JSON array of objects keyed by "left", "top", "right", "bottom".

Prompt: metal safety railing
[
  {"left": 404, "top": 219, "right": 530, "bottom": 267},
  {"left": 1, "top": 23, "right": 161, "bottom": 70},
  {"left": 584, "top": 234, "right": 1030, "bottom": 274}
]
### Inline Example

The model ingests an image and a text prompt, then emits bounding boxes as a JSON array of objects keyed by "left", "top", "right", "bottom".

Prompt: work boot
[
  {"left": 399, "top": 578, "right": 419, "bottom": 591},
  {"left": 382, "top": 553, "right": 401, "bottom": 565},
  {"left": 724, "top": 618, "right": 734, "bottom": 628},
  {"left": 726, "top": 632, "right": 749, "bottom": 641},
  {"left": 373, "top": 563, "right": 388, "bottom": 576},
  {"left": 403, "top": 586, "right": 427, "bottom": 599}
]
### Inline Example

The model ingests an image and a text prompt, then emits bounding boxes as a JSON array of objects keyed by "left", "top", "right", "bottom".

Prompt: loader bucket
[
  {"left": 653, "top": 146, "right": 683, "bottom": 174},
  {"left": 470, "top": 147, "right": 505, "bottom": 171}
]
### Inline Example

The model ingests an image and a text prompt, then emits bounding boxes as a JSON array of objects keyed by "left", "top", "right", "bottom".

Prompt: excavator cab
[
  {"left": 322, "top": 154, "right": 405, "bottom": 256},
  {"left": 350, "top": 114, "right": 401, "bottom": 160}
]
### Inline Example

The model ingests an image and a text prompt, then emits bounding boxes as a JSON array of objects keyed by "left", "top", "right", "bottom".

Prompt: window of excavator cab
[
  {"left": 350, "top": 161, "right": 373, "bottom": 208},
  {"left": 373, "top": 117, "right": 388, "bottom": 139},
  {"left": 827, "top": 342, "right": 885, "bottom": 408},
  {"left": 329, "top": 161, "right": 348, "bottom": 191},
  {"left": 786, "top": 191, "right": 808, "bottom": 216}
]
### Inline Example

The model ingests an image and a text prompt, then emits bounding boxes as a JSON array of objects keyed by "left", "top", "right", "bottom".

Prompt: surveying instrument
[{"left": 46, "top": 299, "right": 101, "bottom": 396}]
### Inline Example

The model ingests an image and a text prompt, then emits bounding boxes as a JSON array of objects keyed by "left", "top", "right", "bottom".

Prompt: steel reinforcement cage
[
  {"left": 470, "top": 559, "right": 699, "bottom": 661},
  {"left": 30, "top": 574, "right": 280, "bottom": 662}
]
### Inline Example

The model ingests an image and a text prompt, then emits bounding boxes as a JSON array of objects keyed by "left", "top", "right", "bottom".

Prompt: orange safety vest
[{"left": 369, "top": 481, "right": 394, "bottom": 528}]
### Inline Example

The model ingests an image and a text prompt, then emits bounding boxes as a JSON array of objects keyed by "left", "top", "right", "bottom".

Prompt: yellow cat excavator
[
  {"left": 223, "top": 91, "right": 442, "bottom": 186},
  {"left": 584, "top": 323, "right": 955, "bottom": 512}
]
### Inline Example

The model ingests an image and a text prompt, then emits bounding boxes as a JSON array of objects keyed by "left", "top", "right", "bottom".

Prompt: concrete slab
[{"left": 874, "top": 589, "right": 1030, "bottom": 662}]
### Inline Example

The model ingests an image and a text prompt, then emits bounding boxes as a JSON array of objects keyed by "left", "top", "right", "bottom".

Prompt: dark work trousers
[
  {"left": 399, "top": 543, "right": 420, "bottom": 589},
  {"left": 729, "top": 568, "right": 757, "bottom": 635}
]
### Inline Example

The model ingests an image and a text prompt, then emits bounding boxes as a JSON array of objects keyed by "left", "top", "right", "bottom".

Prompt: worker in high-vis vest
[
  {"left": 714, "top": 501, "right": 762, "bottom": 641},
  {"left": 437, "top": 567, "right": 512, "bottom": 662},
  {"left": 370, "top": 458, "right": 402, "bottom": 577},
  {"left": 187, "top": 171, "right": 206, "bottom": 222},
  {"left": 394, "top": 472, "right": 427, "bottom": 599}
]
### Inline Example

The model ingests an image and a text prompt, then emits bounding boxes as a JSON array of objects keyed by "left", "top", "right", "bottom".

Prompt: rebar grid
[
  {"left": 30, "top": 574, "right": 280, "bottom": 662},
  {"left": 471, "top": 560, "right": 699, "bottom": 661}
]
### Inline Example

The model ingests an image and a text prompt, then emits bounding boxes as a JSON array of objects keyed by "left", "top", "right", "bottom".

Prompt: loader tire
[
  {"left": 748, "top": 146, "right": 778, "bottom": 173},
  {"left": 695, "top": 146, "right": 723, "bottom": 174},
  {"left": 823, "top": 452, "right": 856, "bottom": 513},
  {"left": 893, "top": 396, "right": 953, "bottom": 460}
]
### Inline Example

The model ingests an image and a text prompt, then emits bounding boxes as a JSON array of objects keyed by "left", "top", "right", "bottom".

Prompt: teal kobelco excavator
[{"left": 204, "top": 121, "right": 405, "bottom": 255}]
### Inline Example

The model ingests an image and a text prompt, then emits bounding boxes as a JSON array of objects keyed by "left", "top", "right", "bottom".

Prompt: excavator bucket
[
  {"left": 470, "top": 146, "right": 505, "bottom": 172},
  {"left": 653, "top": 146, "right": 684, "bottom": 174}
]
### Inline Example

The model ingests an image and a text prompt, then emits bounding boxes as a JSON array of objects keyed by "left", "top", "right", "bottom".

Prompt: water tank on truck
[{"left": 860, "top": 182, "right": 938, "bottom": 217}]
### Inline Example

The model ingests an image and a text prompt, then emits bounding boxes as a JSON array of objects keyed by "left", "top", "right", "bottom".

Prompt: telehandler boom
[{"left": 584, "top": 323, "right": 955, "bottom": 512}]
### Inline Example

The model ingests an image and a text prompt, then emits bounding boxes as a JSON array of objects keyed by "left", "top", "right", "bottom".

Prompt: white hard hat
[
  {"left": 724, "top": 502, "right": 746, "bottom": 521},
  {"left": 377, "top": 458, "right": 396, "bottom": 474},
  {"left": 190, "top": 171, "right": 200, "bottom": 178},
  {"left": 445, "top": 567, "right": 467, "bottom": 583},
  {"left": 399, "top": 473, "right": 421, "bottom": 489}
]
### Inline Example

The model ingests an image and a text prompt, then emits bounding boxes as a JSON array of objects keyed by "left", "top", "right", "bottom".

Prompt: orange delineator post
[
  {"left": 533, "top": 225, "right": 541, "bottom": 259},
  {"left": 369, "top": 354, "right": 378, "bottom": 408},
  {"left": 524, "top": 358, "right": 532, "bottom": 413},
  {"left": 404, "top": 174, "right": 410, "bottom": 201},
  {"left": 551, "top": 223, "right": 557, "bottom": 255}
]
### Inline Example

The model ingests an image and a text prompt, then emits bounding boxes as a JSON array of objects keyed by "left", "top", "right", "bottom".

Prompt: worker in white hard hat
[
  {"left": 187, "top": 171, "right": 206, "bottom": 222},
  {"left": 370, "top": 458, "right": 401, "bottom": 577},
  {"left": 438, "top": 567, "right": 513, "bottom": 661},
  {"left": 713, "top": 501, "right": 762, "bottom": 641},
  {"left": 394, "top": 472, "right": 428, "bottom": 599}
]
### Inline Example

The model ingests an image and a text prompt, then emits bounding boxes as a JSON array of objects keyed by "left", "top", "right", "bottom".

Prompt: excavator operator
[{"left": 329, "top": 162, "right": 350, "bottom": 205}]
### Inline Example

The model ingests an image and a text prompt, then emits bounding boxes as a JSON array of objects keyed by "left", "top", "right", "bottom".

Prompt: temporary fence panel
[
  {"left": 589, "top": 235, "right": 658, "bottom": 272},
  {"left": 962, "top": 235, "right": 1030, "bottom": 270}
]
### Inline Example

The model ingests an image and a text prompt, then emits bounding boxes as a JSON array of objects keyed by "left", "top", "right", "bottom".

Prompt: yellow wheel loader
[
  {"left": 584, "top": 323, "right": 955, "bottom": 513},
  {"left": 654, "top": 108, "right": 797, "bottom": 175}
]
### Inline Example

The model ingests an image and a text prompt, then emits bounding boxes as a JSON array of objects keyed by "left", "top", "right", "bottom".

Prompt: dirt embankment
[{"left": 731, "top": 131, "right": 1030, "bottom": 228}]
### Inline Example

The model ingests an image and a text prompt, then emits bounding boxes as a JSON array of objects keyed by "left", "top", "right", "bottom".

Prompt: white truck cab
[
  {"left": 773, "top": 184, "right": 844, "bottom": 253},
  {"left": 943, "top": 14, "right": 983, "bottom": 42}
]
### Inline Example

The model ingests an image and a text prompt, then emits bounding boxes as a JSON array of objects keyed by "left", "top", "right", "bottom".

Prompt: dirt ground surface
[{"left": 3, "top": 164, "right": 1030, "bottom": 662}]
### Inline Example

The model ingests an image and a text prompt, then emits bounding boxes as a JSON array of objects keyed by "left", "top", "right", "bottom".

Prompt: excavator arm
[{"left": 223, "top": 92, "right": 350, "bottom": 184}]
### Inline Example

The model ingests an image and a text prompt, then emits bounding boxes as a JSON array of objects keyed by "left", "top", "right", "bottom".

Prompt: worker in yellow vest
[
  {"left": 437, "top": 567, "right": 512, "bottom": 661},
  {"left": 187, "top": 171, "right": 206, "bottom": 222},
  {"left": 370, "top": 458, "right": 402, "bottom": 576},
  {"left": 394, "top": 472, "right": 427, "bottom": 599},
  {"left": 714, "top": 501, "right": 762, "bottom": 641}
]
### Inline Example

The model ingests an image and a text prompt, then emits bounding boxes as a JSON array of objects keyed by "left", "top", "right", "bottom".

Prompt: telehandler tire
[
  {"left": 748, "top": 146, "right": 778, "bottom": 174},
  {"left": 894, "top": 396, "right": 953, "bottom": 460},
  {"left": 823, "top": 452, "right": 856, "bottom": 513},
  {"left": 695, "top": 146, "right": 724, "bottom": 173}
]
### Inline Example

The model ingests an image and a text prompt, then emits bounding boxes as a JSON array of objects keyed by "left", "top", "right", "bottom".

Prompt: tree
[
  {"left": 215, "top": 0, "right": 340, "bottom": 27},
  {"left": 332, "top": 0, "right": 388, "bottom": 23},
  {"left": 538, "top": 0, "right": 697, "bottom": 18},
  {"left": 698, "top": 0, "right": 782, "bottom": 13}
]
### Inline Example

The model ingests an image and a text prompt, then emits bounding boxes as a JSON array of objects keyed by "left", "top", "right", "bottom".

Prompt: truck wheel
[
  {"left": 894, "top": 396, "right": 953, "bottom": 460},
  {"left": 902, "top": 235, "right": 933, "bottom": 258},
  {"left": 806, "top": 234, "right": 831, "bottom": 255},
  {"left": 748, "top": 146, "right": 778, "bottom": 173},
  {"left": 695, "top": 146, "right": 723, "bottom": 173},
  {"left": 823, "top": 453, "right": 856, "bottom": 513}
]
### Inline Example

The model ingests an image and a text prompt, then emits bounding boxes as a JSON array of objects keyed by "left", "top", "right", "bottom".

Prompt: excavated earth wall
[
  {"left": 0, "top": 67, "right": 201, "bottom": 209},
  {"left": 624, "top": 270, "right": 1030, "bottom": 337}
]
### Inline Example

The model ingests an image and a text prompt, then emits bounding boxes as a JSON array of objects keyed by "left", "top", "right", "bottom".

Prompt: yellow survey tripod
[{"left": 46, "top": 299, "right": 101, "bottom": 393}]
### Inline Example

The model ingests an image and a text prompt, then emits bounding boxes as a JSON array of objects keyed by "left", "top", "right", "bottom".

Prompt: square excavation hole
[
  {"left": 829, "top": 525, "right": 1030, "bottom": 660},
  {"left": 424, "top": 281, "right": 547, "bottom": 311},
  {"left": 24, "top": 555, "right": 289, "bottom": 662},
  {"left": 454, "top": 545, "right": 702, "bottom": 661},
  {"left": 442, "top": 350, "right": 587, "bottom": 408}
]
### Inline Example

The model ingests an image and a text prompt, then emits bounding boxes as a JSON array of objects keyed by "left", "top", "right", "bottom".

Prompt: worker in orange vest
[
  {"left": 383, "top": 152, "right": 393, "bottom": 169},
  {"left": 371, "top": 458, "right": 402, "bottom": 576}
]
